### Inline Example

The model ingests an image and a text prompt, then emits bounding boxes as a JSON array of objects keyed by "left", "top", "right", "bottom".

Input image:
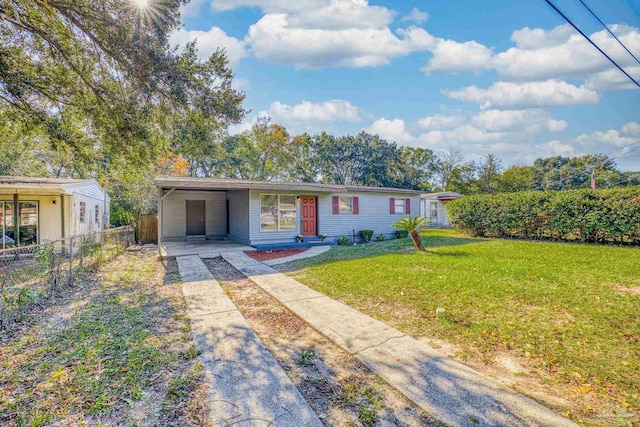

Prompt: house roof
[
  {"left": 154, "top": 176, "right": 423, "bottom": 194},
  {"left": 420, "top": 191, "right": 463, "bottom": 200},
  {"left": 0, "top": 176, "right": 109, "bottom": 200}
]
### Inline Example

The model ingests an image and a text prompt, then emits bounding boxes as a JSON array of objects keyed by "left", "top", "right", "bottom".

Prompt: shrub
[
  {"left": 375, "top": 233, "right": 386, "bottom": 242},
  {"left": 395, "top": 230, "right": 409, "bottom": 239},
  {"left": 336, "top": 235, "right": 350, "bottom": 245},
  {"left": 359, "top": 230, "right": 374, "bottom": 243},
  {"left": 447, "top": 186, "right": 640, "bottom": 244}
]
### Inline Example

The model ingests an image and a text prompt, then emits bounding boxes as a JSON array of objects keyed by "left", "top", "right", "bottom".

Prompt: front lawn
[{"left": 282, "top": 229, "right": 640, "bottom": 424}]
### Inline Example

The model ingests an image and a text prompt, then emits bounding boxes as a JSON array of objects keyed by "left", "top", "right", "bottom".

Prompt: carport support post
[
  {"left": 157, "top": 187, "right": 163, "bottom": 256},
  {"left": 12, "top": 193, "right": 19, "bottom": 247},
  {"left": 60, "top": 195, "right": 66, "bottom": 256}
]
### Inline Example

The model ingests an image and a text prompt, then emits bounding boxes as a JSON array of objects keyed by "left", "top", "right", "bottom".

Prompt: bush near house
[
  {"left": 359, "top": 230, "right": 374, "bottom": 243},
  {"left": 447, "top": 186, "right": 640, "bottom": 244}
]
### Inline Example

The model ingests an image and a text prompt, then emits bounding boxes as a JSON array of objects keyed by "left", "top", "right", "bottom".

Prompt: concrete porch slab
[{"left": 161, "top": 239, "right": 255, "bottom": 258}]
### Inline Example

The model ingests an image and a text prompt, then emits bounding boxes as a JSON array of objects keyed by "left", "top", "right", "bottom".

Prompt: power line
[
  {"left": 609, "top": 141, "right": 640, "bottom": 161},
  {"left": 543, "top": 0, "right": 640, "bottom": 89},
  {"left": 628, "top": 0, "right": 640, "bottom": 21},
  {"left": 578, "top": 0, "right": 640, "bottom": 66}
]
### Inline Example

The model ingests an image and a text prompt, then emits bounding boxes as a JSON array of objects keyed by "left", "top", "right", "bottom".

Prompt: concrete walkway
[
  {"left": 263, "top": 246, "right": 331, "bottom": 266},
  {"left": 176, "top": 255, "right": 321, "bottom": 427},
  {"left": 221, "top": 251, "right": 577, "bottom": 427}
]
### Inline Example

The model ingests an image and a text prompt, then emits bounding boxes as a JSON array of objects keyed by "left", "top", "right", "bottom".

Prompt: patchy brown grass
[
  {"left": 204, "top": 257, "right": 441, "bottom": 427},
  {"left": 0, "top": 250, "right": 210, "bottom": 426}
]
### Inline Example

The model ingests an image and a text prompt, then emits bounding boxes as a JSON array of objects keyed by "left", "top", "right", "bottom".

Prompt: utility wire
[
  {"left": 543, "top": 0, "right": 640, "bottom": 88},
  {"left": 628, "top": 0, "right": 640, "bottom": 21},
  {"left": 578, "top": 0, "right": 640, "bottom": 66}
]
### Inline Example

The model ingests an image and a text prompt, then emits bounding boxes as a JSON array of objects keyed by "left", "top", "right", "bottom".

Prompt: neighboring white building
[
  {"left": 0, "top": 176, "right": 110, "bottom": 248},
  {"left": 420, "top": 192, "right": 463, "bottom": 227}
]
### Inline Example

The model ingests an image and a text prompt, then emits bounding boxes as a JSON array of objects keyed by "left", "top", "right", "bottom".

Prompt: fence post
[
  {"left": 68, "top": 236, "right": 73, "bottom": 284},
  {"left": 100, "top": 229, "right": 104, "bottom": 262}
]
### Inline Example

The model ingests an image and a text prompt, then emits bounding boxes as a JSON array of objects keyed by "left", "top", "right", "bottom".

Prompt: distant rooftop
[
  {"left": 421, "top": 191, "right": 463, "bottom": 200},
  {"left": 0, "top": 176, "right": 88, "bottom": 185}
]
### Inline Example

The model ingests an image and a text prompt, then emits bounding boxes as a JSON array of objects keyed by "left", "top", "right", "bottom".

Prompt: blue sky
[{"left": 169, "top": 0, "right": 640, "bottom": 170}]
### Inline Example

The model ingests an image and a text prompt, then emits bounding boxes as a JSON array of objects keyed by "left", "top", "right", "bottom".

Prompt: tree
[
  {"left": 393, "top": 216, "right": 428, "bottom": 252},
  {"left": 434, "top": 150, "right": 464, "bottom": 191},
  {"left": 476, "top": 154, "right": 502, "bottom": 194},
  {"left": 397, "top": 147, "right": 438, "bottom": 191},
  {"left": 499, "top": 165, "right": 536, "bottom": 192}
]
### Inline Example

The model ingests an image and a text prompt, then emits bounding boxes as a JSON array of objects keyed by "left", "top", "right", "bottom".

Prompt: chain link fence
[{"left": 0, "top": 226, "right": 134, "bottom": 330}]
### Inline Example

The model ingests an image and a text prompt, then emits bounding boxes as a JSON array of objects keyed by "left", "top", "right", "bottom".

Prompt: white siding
[
  {"left": 161, "top": 190, "right": 226, "bottom": 240},
  {"left": 317, "top": 192, "right": 420, "bottom": 241},
  {"left": 227, "top": 190, "right": 250, "bottom": 244},
  {"left": 248, "top": 189, "right": 420, "bottom": 245}
]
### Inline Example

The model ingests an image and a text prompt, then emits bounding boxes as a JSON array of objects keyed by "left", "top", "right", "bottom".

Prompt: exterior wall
[
  {"left": 316, "top": 192, "right": 420, "bottom": 241},
  {"left": 0, "top": 195, "right": 64, "bottom": 243},
  {"left": 248, "top": 189, "right": 420, "bottom": 245},
  {"left": 161, "top": 190, "right": 227, "bottom": 240},
  {"left": 69, "top": 192, "right": 108, "bottom": 236},
  {"left": 227, "top": 190, "right": 250, "bottom": 245}
]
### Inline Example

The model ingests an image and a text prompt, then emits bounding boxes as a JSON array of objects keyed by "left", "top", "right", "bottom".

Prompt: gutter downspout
[{"left": 13, "top": 192, "right": 18, "bottom": 246}]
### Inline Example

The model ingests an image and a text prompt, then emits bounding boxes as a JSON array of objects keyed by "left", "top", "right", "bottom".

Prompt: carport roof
[{"left": 154, "top": 176, "right": 422, "bottom": 194}]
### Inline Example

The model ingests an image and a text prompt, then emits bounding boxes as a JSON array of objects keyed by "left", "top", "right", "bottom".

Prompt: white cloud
[
  {"left": 246, "top": 13, "right": 432, "bottom": 68},
  {"left": 269, "top": 99, "right": 360, "bottom": 122},
  {"left": 536, "top": 140, "right": 576, "bottom": 157},
  {"left": 585, "top": 66, "right": 640, "bottom": 92},
  {"left": 364, "top": 118, "right": 414, "bottom": 144},
  {"left": 416, "top": 114, "right": 466, "bottom": 130},
  {"left": 493, "top": 24, "right": 640, "bottom": 81},
  {"left": 444, "top": 80, "right": 599, "bottom": 109},
  {"left": 471, "top": 109, "right": 567, "bottom": 132},
  {"left": 421, "top": 39, "right": 494, "bottom": 75},
  {"left": 169, "top": 27, "right": 247, "bottom": 66},
  {"left": 231, "top": 78, "right": 251, "bottom": 91},
  {"left": 401, "top": 7, "right": 428, "bottom": 24},
  {"left": 621, "top": 121, "right": 640, "bottom": 137},
  {"left": 418, "top": 125, "right": 507, "bottom": 147}
]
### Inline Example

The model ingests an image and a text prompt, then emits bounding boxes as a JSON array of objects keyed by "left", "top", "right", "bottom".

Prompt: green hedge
[{"left": 447, "top": 186, "right": 640, "bottom": 244}]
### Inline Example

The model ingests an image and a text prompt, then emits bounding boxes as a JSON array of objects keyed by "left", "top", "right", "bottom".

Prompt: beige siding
[
  {"left": 161, "top": 190, "right": 226, "bottom": 240},
  {"left": 0, "top": 195, "right": 69, "bottom": 243}
]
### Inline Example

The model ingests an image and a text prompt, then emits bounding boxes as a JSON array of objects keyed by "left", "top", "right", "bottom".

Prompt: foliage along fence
[
  {"left": 447, "top": 186, "right": 640, "bottom": 244},
  {"left": 0, "top": 226, "right": 134, "bottom": 330}
]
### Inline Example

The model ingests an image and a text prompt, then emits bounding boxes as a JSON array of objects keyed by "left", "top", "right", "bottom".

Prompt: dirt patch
[
  {"left": 613, "top": 284, "right": 640, "bottom": 296},
  {"left": 204, "top": 257, "right": 441, "bottom": 426},
  {"left": 245, "top": 248, "right": 308, "bottom": 261}
]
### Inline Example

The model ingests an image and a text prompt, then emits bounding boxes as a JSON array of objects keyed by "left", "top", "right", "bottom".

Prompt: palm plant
[{"left": 393, "top": 216, "right": 428, "bottom": 252}]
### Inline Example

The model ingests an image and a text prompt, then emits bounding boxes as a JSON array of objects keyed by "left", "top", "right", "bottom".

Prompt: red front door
[{"left": 301, "top": 196, "right": 317, "bottom": 236}]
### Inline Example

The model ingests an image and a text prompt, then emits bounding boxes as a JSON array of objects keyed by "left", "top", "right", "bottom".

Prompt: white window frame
[
  {"left": 338, "top": 196, "right": 353, "bottom": 214},
  {"left": 394, "top": 198, "right": 406, "bottom": 215},
  {"left": 79, "top": 201, "right": 86, "bottom": 223},
  {"left": 94, "top": 205, "right": 100, "bottom": 224},
  {"left": 260, "top": 194, "right": 297, "bottom": 233}
]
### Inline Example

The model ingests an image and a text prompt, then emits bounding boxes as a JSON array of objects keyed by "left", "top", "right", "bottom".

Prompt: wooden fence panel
[{"left": 139, "top": 214, "right": 158, "bottom": 244}]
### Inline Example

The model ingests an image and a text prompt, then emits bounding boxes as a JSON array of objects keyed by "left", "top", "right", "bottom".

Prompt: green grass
[{"left": 285, "top": 229, "right": 640, "bottom": 418}]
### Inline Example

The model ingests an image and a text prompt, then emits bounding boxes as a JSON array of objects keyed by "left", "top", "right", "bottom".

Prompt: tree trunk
[{"left": 410, "top": 231, "right": 427, "bottom": 252}]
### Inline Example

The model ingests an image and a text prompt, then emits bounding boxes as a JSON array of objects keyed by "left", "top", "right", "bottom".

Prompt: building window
[
  {"left": 394, "top": 198, "right": 406, "bottom": 215},
  {"left": 260, "top": 194, "right": 297, "bottom": 232},
  {"left": 0, "top": 201, "right": 38, "bottom": 247},
  {"left": 95, "top": 205, "right": 100, "bottom": 224},
  {"left": 18, "top": 202, "right": 38, "bottom": 246},
  {"left": 338, "top": 196, "right": 353, "bottom": 214},
  {"left": 79, "top": 202, "right": 86, "bottom": 223}
]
